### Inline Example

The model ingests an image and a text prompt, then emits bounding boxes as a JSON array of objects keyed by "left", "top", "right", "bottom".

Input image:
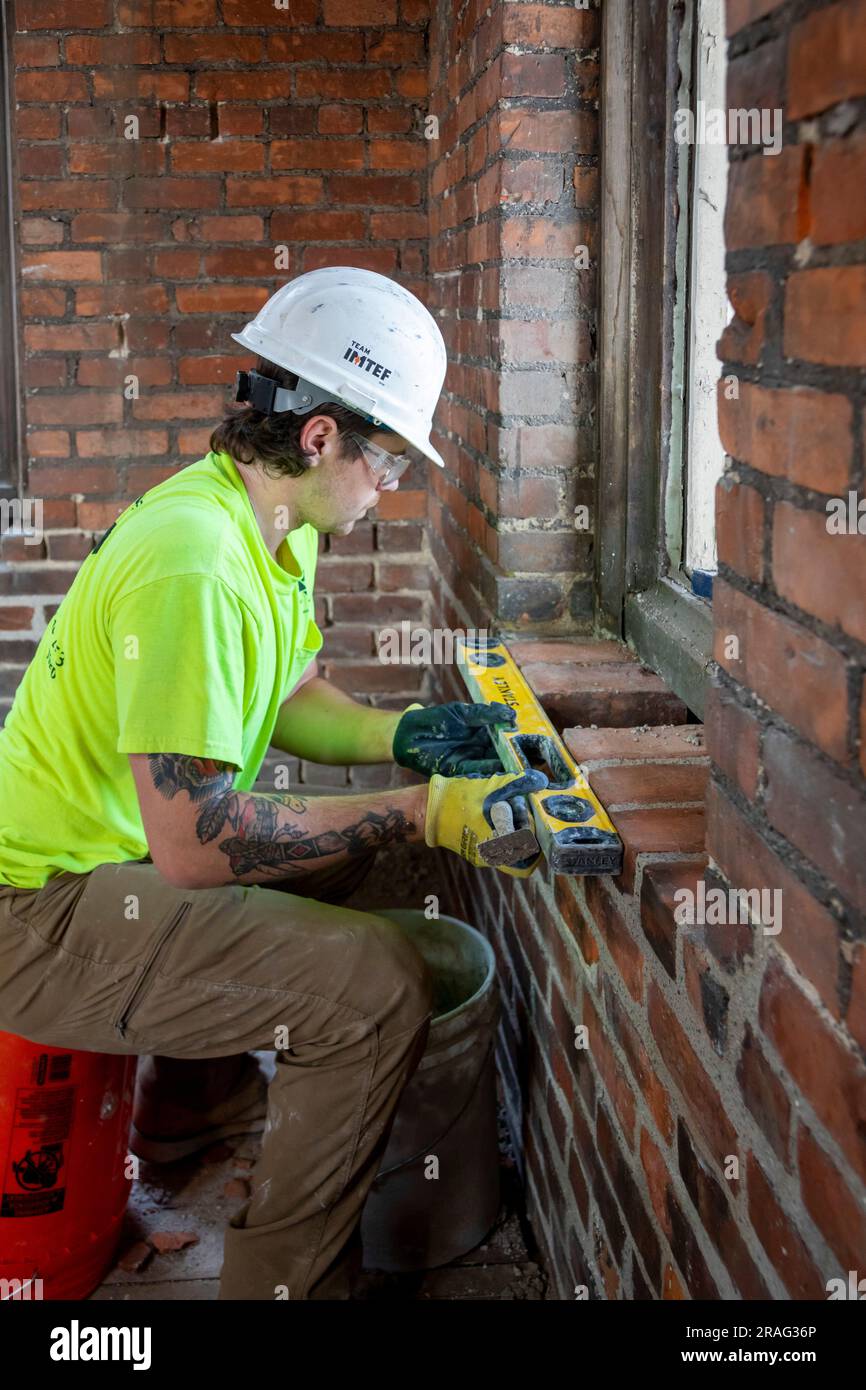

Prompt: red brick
[
  {"left": 25, "top": 323, "right": 116, "bottom": 351},
  {"left": 327, "top": 174, "right": 420, "bottom": 206},
  {"left": 17, "top": 0, "right": 112, "bottom": 22},
  {"left": 321, "top": 0, "right": 396, "bottom": 20},
  {"left": 725, "top": 147, "right": 804, "bottom": 250},
  {"left": 704, "top": 681, "right": 760, "bottom": 802},
  {"left": 716, "top": 473, "right": 764, "bottom": 583},
  {"left": 132, "top": 391, "right": 221, "bottom": 422},
  {"left": 76, "top": 286, "right": 169, "bottom": 317},
  {"left": 565, "top": 723, "right": 706, "bottom": 762},
  {"left": 0, "top": 608, "right": 35, "bottom": 631},
  {"left": 523, "top": 662, "right": 687, "bottom": 730},
  {"left": 760, "top": 955, "right": 866, "bottom": 1183},
  {"left": 727, "top": 0, "right": 783, "bottom": 34},
  {"left": 799, "top": 1126, "right": 866, "bottom": 1273},
  {"left": 554, "top": 877, "right": 599, "bottom": 967},
  {"left": 747, "top": 1153, "right": 826, "bottom": 1297},
  {"left": 714, "top": 579, "right": 849, "bottom": 763},
  {"left": 611, "top": 807, "right": 705, "bottom": 895},
  {"left": 605, "top": 984, "right": 674, "bottom": 1143},
  {"left": 717, "top": 381, "right": 853, "bottom": 493},
  {"left": 640, "top": 860, "right": 707, "bottom": 979},
  {"left": 65, "top": 34, "right": 160, "bottom": 65},
  {"left": 15, "top": 36, "right": 60, "bottom": 66},
  {"left": 226, "top": 177, "right": 323, "bottom": 208},
  {"left": 16, "top": 109, "right": 61, "bottom": 139},
  {"left": 175, "top": 285, "right": 269, "bottom": 314},
  {"left": 772, "top": 500, "right": 866, "bottom": 646},
  {"left": 163, "top": 33, "right": 264, "bottom": 63},
  {"left": 125, "top": 178, "right": 221, "bottom": 210},
  {"left": 718, "top": 271, "right": 771, "bottom": 366},
  {"left": 785, "top": 266, "right": 866, "bottom": 367},
  {"left": 648, "top": 980, "right": 740, "bottom": 1169},
  {"left": 640, "top": 1127, "right": 673, "bottom": 1237},
  {"left": 27, "top": 395, "right": 122, "bottom": 428},
  {"left": 788, "top": 0, "right": 866, "bottom": 119},
  {"left": 76, "top": 430, "right": 168, "bottom": 458},
  {"left": 21, "top": 218, "right": 64, "bottom": 246},
  {"left": 218, "top": 107, "right": 263, "bottom": 138},
  {"left": 21, "top": 251, "right": 102, "bottom": 282},
  {"left": 677, "top": 1119, "right": 770, "bottom": 1298},
  {"left": 765, "top": 726, "right": 866, "bottom": 917},
  {"left": 596, "top": 1103, "right": 662, "bottom": 1281},
  {"left": 18, "top": 146, "right": 64, "bottom": 178},
  {"left": 589, "top": 762, "right": 708, "bottom": 808},
  {"left": 271, "top": 211, "right": 367, "bottom": 243},
  {"left": 586, "top": 877, "right": 644, "bottom": 1002},
  {"left": 25, "top": 431, "right": 69, "bottom": 457},
  {"left": 16, "top": 72, "right": 89, "bottom": 102},
  {"left": 72, "top": 212, "right": 165, "bottom": 243},
  {"left": 27, "top": 463, "right": 118, "bottom": 496},
  {"left": 172, "top": 142, "right": 265, "bottom": 175},
  {"left": 737, "top": 1025, "right": 791, "bottom": 1165},
  {"left": 221, "top": 0, "right": 315, "bottom": 21},
  {"left": 20, "top": 181, "right": 112, "bottom": 212},
  {"left": 46, "top": 533, "right": 94, "bottom": 562},
  {"left": 810, "top": 135, "right": 866, "bottom": 245},
  {"left": 707, "top": 782, "right": 843, "bottom": 1013},
  {"left": 77, "top": 501, "right": 125, "bottom": 529},
  {"left": 502, "top": 3, "right": 597, "bottom": 47},
  {"left": 89, "top": 70, "right": 186, "bottom": 103},
  {"left": 582, "top": 987, "right": 636, "bottom": 1142}
]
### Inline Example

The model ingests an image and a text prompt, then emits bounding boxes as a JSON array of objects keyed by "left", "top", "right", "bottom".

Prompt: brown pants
[{"left": 0, "top": 851, "right": 434, "bottom": 1300}]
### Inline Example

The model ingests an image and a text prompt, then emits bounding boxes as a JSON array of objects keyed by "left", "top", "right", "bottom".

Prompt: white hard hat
[{"left": 231, "top": 265, "right": 447, "bottom": 468}]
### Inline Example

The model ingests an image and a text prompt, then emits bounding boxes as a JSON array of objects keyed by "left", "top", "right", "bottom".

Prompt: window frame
[{"left": 597, "top": 0, "right": 715, "bottom": 719}]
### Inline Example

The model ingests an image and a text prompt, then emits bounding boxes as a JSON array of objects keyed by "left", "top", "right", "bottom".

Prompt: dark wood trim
[
  {"left": 596, "top": 0, "right": 633, "bottom": 635},
  {"left": 597, "top": 0, "right": 712, "bottom": 716}
]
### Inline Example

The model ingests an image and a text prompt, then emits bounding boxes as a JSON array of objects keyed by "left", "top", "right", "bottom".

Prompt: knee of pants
[{"left": 355, "top": 915, "right": 436, "bottom": 1039}]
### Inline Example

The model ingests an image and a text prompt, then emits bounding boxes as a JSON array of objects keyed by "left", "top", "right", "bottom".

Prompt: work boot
[{"left": 130, "top": 1053, "right": 269, "bottom": 1164}]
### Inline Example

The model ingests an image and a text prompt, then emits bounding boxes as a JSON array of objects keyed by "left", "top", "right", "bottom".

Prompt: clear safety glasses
[{"left": 346, "top": 432, "right": 414, "bottom": 487}]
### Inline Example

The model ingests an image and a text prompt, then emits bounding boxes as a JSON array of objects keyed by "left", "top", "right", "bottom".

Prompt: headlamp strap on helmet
[{"left": 234, "top": 370, "right": 339, "bottom": 418}]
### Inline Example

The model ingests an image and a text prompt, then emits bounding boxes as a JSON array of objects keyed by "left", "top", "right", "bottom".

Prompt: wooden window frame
[{"left": 597, "top": 0, "right": 713, "bottom": 718}]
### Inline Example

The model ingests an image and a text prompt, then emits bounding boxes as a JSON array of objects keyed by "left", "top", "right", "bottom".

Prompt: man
[{"left": 0, "top": 266, "right": 544, "bottom": 1300}]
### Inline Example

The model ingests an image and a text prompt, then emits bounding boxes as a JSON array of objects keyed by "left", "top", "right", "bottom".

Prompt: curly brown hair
[{"left": 210, "top": 356, "right": 380, "bottom": 479}]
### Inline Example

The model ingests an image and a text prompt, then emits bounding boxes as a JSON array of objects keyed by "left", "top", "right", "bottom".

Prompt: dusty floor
[{"left": 90, "top": 839, "right": 549, "bottom": 1302}]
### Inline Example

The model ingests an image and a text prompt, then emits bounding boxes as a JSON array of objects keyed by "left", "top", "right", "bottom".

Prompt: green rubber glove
[
  {"left": 425, "top": 769, "right": 548, "bottom": 878},
  {"left": 393, "top": 700, "right": 517, "bottom": 777}
]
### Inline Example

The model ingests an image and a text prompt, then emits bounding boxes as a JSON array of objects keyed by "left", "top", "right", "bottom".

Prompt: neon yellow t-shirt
[{"left": 0, "top": 449, "right": 323, "bottom": 888}]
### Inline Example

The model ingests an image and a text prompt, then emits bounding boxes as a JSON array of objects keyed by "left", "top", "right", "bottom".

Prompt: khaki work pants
[{"left": 0, "top": 850, "right": 434, "bottom": 1300}]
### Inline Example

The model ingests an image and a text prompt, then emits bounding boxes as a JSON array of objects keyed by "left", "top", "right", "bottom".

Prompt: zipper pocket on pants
[{"left": 114, "top": 902, "right": 191, "bottom": 1040}]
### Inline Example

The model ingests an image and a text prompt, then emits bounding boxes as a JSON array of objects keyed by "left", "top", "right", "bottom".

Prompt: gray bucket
[{"left": 360, "top": 909, "right": 501, "bottom": 1273}]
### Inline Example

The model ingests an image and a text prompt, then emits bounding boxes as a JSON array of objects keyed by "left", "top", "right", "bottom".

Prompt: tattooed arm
[{"left": 128, "top": 752, "right": 427, "bottom": 889}]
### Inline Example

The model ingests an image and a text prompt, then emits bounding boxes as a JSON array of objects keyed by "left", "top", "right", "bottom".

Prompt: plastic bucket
[
  {"left": 360, "top": 909, "right": 501, "bottom": 1273},
  {"left": 0, "top": 1034, "right": 137, "bottom": 1300}
]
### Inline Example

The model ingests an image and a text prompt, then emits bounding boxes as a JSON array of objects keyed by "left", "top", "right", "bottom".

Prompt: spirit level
[{"left": 458, "top": 634, "right": 623, "bottom": 876}]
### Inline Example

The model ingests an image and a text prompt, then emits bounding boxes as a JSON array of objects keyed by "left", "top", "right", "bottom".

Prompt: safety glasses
[{"left": 346, "top": 432, "right": 414, "bottom": 487}]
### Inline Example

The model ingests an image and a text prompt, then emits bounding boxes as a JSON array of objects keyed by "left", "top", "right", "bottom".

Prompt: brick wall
[
  {"left": 2, "top": 0, "right": 433, "bottom": 740},
  {"left": 426, "top": 0, "right": 599, "bottom": 636},
  {"left": 432, "top": 0, "right": 866, "bottom": 1301}
]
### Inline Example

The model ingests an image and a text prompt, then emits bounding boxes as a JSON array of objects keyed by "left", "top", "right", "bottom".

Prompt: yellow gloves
[{"left": 424, "top": 769, "right": 548, "bottom": 878}]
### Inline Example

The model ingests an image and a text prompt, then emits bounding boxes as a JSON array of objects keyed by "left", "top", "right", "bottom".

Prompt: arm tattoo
[{"left": 147, "top": 753, "right": 413, "bottom": 880}]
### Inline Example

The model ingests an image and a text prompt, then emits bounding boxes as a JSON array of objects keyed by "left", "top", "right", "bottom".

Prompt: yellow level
[{"left": 457, "top": 635, "right": 623, "bottom": 876}]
